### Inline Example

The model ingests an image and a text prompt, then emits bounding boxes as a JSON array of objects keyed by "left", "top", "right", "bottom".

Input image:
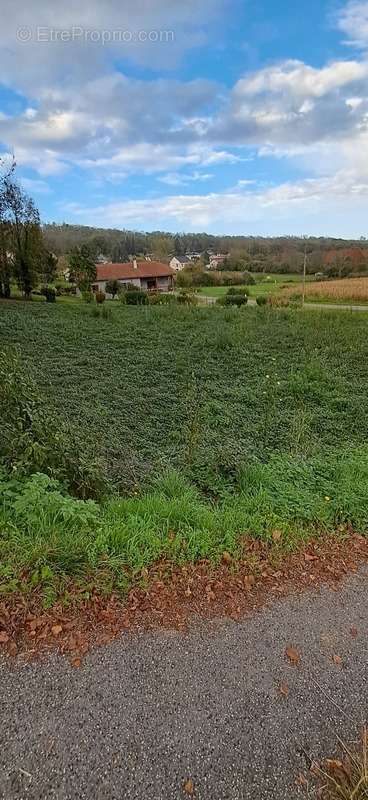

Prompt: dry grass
[
  {"left": 283, "top": 277, "right": 368, "bottom": 304},
  {"left": 312, "top": 728, "right": 368, "bottom": 799}
]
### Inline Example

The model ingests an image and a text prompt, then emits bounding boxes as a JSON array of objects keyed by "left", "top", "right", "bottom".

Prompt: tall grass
[
  {"left": 284, "top": 277, "right": 368, "bottom": 303},
  {"left": 1, "top": 448, "right": 368, "bottom": 601}
]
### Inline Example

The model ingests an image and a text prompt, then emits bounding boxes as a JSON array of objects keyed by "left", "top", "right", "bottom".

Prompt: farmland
[
  {"left": 1, "top": 300, "right": 368, "bottom": 600},
  {"left": 198, "top": 273, "right": 305, "bottom": 299},
  {"left": 283, "top": 276, "right": 368, "bottom": 304}
]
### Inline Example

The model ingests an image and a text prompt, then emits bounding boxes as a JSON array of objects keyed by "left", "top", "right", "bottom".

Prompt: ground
[{"left": 1, "top": 568, "right": 367, "bottom": 800}]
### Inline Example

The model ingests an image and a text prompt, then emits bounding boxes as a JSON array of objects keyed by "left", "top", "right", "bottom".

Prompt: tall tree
[
  {"left": 68, "top": 244, "right": 96, "bottom": 291},
  {"left": 0, "top": 158, "right": 15, "bottom": 298},
  {"left": 1, "top": 159, "right": 43, "bottom": 298},
  {"left": 41, "top": 251, "right": 58, "bottom": 285}
]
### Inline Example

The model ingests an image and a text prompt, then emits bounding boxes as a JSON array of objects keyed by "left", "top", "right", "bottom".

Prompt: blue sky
[{"left": 1, "top": 0, "right": 368, "bottom": 236}]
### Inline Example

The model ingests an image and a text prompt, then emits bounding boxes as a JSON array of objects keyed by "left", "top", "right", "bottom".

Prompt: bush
[
  {"left": 95, "top": 291, "right": 106, "bottom": 305},
  {"left": 256, "top": 295, "right": 267, "bottom": 306},
  {"left": 41, "top": 286, "right": 56, "bottom": 303},
  {"left": 177, "top": 290, "right": 198, "bottom": 305},
  {"left": 125, "top": 289, "right": 148, "bottom": 305},
  {"left": 54, "top": 285, "right": 76, "bottom": 296},
  {"left": 0, "top": 350, "right": 106, "bottom": 499},
  {"left": 148, "top": 292, "right": 176, "bottom": 305},
  {"left": 226, "top": 287, "right": 248, "bottom": 296},
  {"left": 224, "top": 293, "right": 248, "bottom": 306},
  {"left": 82, "top": 290, "right": 94, "bottom": 304}
]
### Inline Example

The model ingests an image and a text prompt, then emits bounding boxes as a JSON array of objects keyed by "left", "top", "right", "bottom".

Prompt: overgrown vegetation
[{"left": 1, "top": 301, "right": 368, "bottom": 601}]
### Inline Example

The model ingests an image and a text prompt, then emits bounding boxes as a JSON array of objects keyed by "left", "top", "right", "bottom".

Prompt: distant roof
[
  {"left": 96, "top": 261, "right": 174, "bottom": 280},
  {"left": 172, "top": 255, "right": 190, "bottom": 263}
]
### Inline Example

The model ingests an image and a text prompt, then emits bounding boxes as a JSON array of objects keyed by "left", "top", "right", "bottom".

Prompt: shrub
[
  {"left": 224, "top": 293, "right": 248, "bottom": 306},
  {"left": 95, "top": 291, "right": 106, "bottom": 305},
  {"left": 226, "top": 286, "right": 248, "bottom": 296},
  {"left": 148, "top": 292, "right": 176, "bottom": 305},
  {"left": 177, "top": 290, "right": 198, "bottom": 305},
  {"left": 256, "top": 295, "right": 267, "bottom": 306},
  {"left": 125, "top": 289, "right": 148, "bottom": 305},
  {"left": 55, "top": 285, "right": 76, "bottom": 296},
  {"left": 0, "top": 350, "right": 106, "bottom": 499},
  {"left": 82, "top": 290, "right": 94, "bottom": 304},
  {"left": 105, "top": 279, "right": 121, "bottom": 299},
  {"left": 41, "top": 286, "right": 56, "bottom": 303}
]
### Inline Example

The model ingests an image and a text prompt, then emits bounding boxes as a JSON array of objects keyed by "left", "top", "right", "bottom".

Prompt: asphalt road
[{"left": 1, "top": 570, "right": 368, "bottom": 800}]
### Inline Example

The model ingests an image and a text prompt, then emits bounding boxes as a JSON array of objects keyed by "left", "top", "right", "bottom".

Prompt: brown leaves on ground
[
  {"left": 332, "top": 654, "right": 343, "bottom": 666},
  {"left": 0, "top": 533, "right": 368, "bottom": 663},
  {"left": 285, "top": 646, "right": 300, "bottom": 666},
  {"left": 279, "top": 683, "right": 289, "bottom": 697},
  {"left": 183, "top": 778, "right": 194, "bottom": 795},
  {"left": 312, "top": 727, "right": 368, "bottom": 799}
]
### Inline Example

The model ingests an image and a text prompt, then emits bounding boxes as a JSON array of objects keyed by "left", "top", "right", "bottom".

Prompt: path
[{"left": 1, "top": 569, "right": 368, "bottom": 799}]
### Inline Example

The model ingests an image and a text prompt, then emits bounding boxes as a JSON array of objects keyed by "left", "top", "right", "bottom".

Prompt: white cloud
[
  {"left": 159, "top": 171, "right": 213, "bottom": 185},
  {"left": 0, "top": 0, "right": 224, "bottom": 93},
  {"left": 20, "top": 177, "right": 52, "bottom": 193},
  {"left": 235, "top": 59, "right": 368, "bottom": 98},
  {"left": 63, "top": 162, "right": 368, "bottom": 234},
  {"left": 337, "top": 1, "right": 368, "bottom": 49}
]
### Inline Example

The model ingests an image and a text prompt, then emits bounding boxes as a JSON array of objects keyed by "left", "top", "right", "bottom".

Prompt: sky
[{"left": 1, "top": 0, "right": 368, "bottom": 237}]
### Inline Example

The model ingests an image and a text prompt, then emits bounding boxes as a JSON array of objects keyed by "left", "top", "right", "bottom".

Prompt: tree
[
  {"left": 0, "top": 158, "right": 44, "bottom": 298},
  {"left": 105, "top": 279, "right": 120, "bottom": 299},
  {"left": 41, "top": 251, "right": 58, "bottom": 285},
  {"left": 68, "top": 245, "right": 96, "bottom": 291}
]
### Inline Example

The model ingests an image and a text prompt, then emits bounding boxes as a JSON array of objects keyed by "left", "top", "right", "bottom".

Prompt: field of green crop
[
  {"left": 1, "top": 299, "right": 368, "bottom": 487},
  {"left": 1, "top": 299, "right": 368, "bottom": 600}
]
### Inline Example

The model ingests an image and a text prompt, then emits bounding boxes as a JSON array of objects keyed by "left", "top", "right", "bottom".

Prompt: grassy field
[
  {"left": 1, "top": 299, "right": 368, "bottom": 601},
  {"left": 198, "top": 273, "right": 305, "bottom": 298}
]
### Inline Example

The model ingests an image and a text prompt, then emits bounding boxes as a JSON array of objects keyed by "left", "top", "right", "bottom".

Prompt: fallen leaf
[
  {"left": 272, "top": 529, "right": 282, "bottom": 543},
  {"left": 184, "top": 778, "right": 194, "bottom": 795},
  {"left": 285, "top": 646, "right": 300, "bottom": 666},
  {"left": 279, "top": 683, "right": 289, "bottom": 697},
  {"left": 304, "top": 553, "right": 318, "bottom": 562},
  {"left": 350, "top": 626, "right": 358, "bottom": 638},
  {"left": 51, "top": 624, "right": 63, "bottom": 637},
  {"left": 71, "top": 657, "right": 81, "bottom": 668},
  {"left": 295, "top": 773, "right": 308, "bottom": 786},
  {"left": 185, "top": 586, "right": 192, "bottom": 597},
  {"left": 326, "top": 759, "right": 343, "bottom": 771},
  {"left": 243, "top": 575, "right": 255, "bottom": 589},
  {"left": 0, "top": 631, "right": 9, "bottom": 644},
  {"left": 332, "top": 654, "right": 343, "bottom": 666},
  {"left": 222, "top": 551, "right": 232, "bottom": 565}
]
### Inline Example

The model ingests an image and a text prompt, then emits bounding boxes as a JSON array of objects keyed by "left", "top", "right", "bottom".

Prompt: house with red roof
[{"left": 92, "top": 260, "right": 175, "bottom": 296}]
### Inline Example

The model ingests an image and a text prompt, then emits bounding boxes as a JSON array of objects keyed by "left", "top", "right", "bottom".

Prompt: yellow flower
[{"left": 324, "top": 496, "right": 331, "bottom": 502}]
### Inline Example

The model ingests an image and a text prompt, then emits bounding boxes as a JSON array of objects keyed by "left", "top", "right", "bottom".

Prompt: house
[
  {"left": 208, "top": 254, "right": 228, "bottom": 269},
  {"left": 169, "top": 255, "right": 191, "bottom": 271},
  {"left": 92, "top": 260, "right": 175, "bottom": 296}
]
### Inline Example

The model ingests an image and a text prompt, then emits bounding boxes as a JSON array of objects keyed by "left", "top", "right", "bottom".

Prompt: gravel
[{"left": 1, "top": 569, "right": 368, "bottom": 799}]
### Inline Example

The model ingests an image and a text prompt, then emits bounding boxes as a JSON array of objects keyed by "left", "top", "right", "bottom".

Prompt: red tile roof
[{"left": 96, "top": 261, "right": 174, "bottom": 281}]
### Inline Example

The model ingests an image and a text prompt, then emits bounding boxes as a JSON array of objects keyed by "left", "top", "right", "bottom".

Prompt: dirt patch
[{"left": 1, "top": 533, "right": 367, "bottom": 665}]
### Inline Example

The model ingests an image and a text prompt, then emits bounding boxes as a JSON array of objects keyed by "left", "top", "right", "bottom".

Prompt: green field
[
  {"left": 198, "top": 273, "right": 306, "bottom": 298},
  {"left": 1, "top": 300, "right": 368, "bottom": 601}
]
